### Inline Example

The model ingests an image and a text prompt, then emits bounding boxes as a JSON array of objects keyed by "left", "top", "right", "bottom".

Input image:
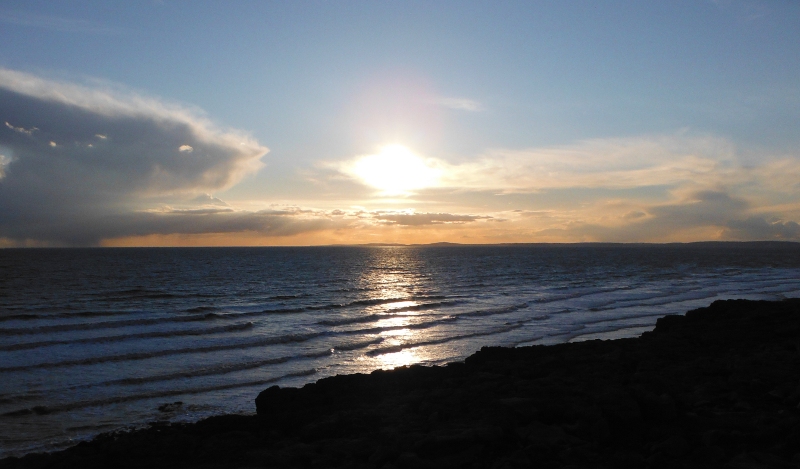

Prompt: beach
[{"left": 3, "top": 298, "right": 800, "bottom": 468}]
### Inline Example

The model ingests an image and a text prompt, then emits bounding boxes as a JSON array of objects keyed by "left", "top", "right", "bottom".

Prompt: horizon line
[{"left": 2, "top": 240, "right": 800, "bottom": 249}]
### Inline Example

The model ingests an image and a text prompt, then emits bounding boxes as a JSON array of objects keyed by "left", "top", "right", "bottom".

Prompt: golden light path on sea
[{"left": 350, "top": 247, "right": 442, "bottom": 370}]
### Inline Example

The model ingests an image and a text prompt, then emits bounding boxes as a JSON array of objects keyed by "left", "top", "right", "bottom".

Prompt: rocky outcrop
[{"left": 4, "top": 299, "right": 800, "bottom": 468}]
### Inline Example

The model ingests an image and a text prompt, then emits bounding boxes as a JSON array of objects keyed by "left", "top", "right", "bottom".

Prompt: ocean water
[{"left": 1, "top": 243, "right": 800, "bottom": 457}]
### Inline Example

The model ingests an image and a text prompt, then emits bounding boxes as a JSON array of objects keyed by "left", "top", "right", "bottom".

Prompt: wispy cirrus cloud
[{"left": 439, "top": 133, "right": 741, "bottom": 192}]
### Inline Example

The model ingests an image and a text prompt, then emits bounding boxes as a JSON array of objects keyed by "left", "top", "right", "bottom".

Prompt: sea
[{"left": 1, "top": 243, "right": 800, "bottom": 457}]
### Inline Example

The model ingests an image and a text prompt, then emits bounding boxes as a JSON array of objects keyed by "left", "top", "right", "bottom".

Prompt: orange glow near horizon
[{"left": 92, "top": 209, "right": 736, "bottom": 248}]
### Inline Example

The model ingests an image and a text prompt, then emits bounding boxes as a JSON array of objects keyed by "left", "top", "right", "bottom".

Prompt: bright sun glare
[{"left": 350, "top": 145, "right": 441, "bottom": 195}]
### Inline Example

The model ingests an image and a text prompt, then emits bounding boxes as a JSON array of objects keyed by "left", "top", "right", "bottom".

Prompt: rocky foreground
[{"left": 4, "top": 299, "right": 800, "bottom": 468}]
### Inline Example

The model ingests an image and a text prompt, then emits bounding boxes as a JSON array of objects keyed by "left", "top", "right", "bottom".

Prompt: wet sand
[{"left": 3, "top": 298, "right": 800, "bottom": 468}]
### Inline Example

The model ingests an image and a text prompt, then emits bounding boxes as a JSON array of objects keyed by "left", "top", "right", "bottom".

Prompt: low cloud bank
[
  {"left": 372, "top": 211, "right": 488, "bottom": 226},
  {"left": 530, "top": 190, "right": 800, "bottom": 242}
]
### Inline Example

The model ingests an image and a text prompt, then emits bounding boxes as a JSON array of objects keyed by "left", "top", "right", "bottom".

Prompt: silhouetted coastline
[{"left": 3, "top": 298, "right": 800, "bottom": 468}]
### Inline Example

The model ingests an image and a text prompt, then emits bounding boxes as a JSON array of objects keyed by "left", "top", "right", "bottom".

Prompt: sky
[{"left": 1, "top": 0, "right": 799, "bottom": 246}]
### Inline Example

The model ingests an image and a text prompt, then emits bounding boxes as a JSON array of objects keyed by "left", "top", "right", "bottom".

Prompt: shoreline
[{"left": 3, "top": 298, "right": 800, "bottom": 468}]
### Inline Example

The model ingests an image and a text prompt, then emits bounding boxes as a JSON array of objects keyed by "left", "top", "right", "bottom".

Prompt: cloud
[
  {"left": 439, "top": 133, "right": 739, "bottom": 192},
  {"left": 0, "top": 201, "right": 350, "bottom": 246},
  {"left": 61, "top": 209, "right": 343, "bottom": 245},
  {"left": 0, "top": 68, "right": 269, "bottom": 245},
  {"left": 724, "top": 217, "right": 800, "bottom": 240},
  {"left": 435, "top": 97, "right": 481, "bottom": 112},
  {"left": 622, "top": 211, "right": 646, "bottom": 220},
  {"left": 5, "top": 121, "right": 37, "bottom": 135},
  {"left": 0, "top": 153, "right": 9, "bottom": 179},
  {"left": 4, "top": 66, "right": 797, "bottom": 246},
  {"left": 647, "top": 190, "right": 749, "bottom": 228},
  {"left": 190, "top": 193, "right": 229, "bottom": 207},
  {"left": 372, "top": 211, "right": 488, "bottom": 226},
  {"left": 332, "top": 133, "right": 744, "bottom": 194},
  {"left": 532, "top": 190, "right": 800, "bottom": 242},
  {"left": 323, "top": 132, "right": 800, "bottom": 242},
  {"left": 146, "top": 207, "right": 235, "bottom": 215}
]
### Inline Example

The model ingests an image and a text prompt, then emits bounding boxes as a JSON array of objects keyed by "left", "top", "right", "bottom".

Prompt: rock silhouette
[{"left": 3, "top": 298, "right": 800, "bottom": 468}]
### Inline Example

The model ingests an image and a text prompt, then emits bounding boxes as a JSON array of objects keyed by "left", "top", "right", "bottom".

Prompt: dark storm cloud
[{"left": 0, "top": 68, "right": 270, "bottom": 245}]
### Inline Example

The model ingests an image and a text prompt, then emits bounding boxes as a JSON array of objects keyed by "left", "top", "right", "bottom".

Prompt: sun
[{"left": 348, "top": 145, "right": 441, "bottom": 195}]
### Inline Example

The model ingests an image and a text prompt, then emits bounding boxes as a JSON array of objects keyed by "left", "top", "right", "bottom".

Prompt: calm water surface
[{"left": 1, "top": 243, "right": 800, "bottom": 456}]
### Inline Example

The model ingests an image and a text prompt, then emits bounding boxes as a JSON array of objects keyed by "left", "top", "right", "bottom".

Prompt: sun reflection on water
[
  {"left": 375, "top": 316, "right": 414, "bottom": 329},
  {"left": 353, "top": 247, "right": 445, "bottom": 370},
  {"left": 376, "top": 348, "right": 420, "bottom": 369},
  {"left": 380, "top": 328, "right": 412, "bottom": 337},
  {"left": 384, "top": 300, "right": 417, "bottom": 310}
]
